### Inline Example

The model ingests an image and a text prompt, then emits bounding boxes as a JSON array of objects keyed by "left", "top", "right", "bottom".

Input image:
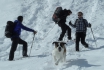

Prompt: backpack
[
  {"left": 52, "top": 7, "right": 62, "bottom": 23},
  {"left": 5, "top": 21, "right": 16, "bottom": 38}
]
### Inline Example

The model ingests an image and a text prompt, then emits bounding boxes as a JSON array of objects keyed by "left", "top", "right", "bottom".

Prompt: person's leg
[
  {"left": 66, "top": 25, "right": 71, "bottom": 40},
  {"left": 76, "top": 32, "right": 80, "bottom": 51},
  {"left": 9, "top": 38, "right": 19, "bottom": 60},
  {"left": 81, "top": 32, "right": 88, "bottom": 47},
  {"left": 18, "top": 38, "right": 28, "bottom": 56},
  {"left": 58, "top": 25, "right": 67, "bottom": 41}
]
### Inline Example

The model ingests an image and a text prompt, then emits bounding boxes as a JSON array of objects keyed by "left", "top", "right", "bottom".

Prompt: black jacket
[{"left": 58, "top": 9, "right": 69, "bottom": 24}]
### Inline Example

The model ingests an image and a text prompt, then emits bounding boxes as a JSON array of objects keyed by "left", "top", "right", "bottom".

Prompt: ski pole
[
  {"left": 42, "top": 24, "right": 56, "bottom": 40},
  {"left": 64, "top": 33, "right": 67, "bottom": 42},
  {"left": 19, "top": 45, "right": 20, "bottom": 56},
  {"left": 90, "top": 27, "right": 97, "bottom": 47},
  {"left": 29, "top": 34, "right": 35, "bottom": 56}
]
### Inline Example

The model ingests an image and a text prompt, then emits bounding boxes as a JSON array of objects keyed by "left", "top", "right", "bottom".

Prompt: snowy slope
[{"left": 0, "top": 0, "right": 104, "bottom": 70}]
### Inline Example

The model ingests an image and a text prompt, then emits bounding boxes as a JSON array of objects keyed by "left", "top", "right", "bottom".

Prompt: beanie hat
[{"left": 17, "top": 16, "right": 23, "bottom": 22}]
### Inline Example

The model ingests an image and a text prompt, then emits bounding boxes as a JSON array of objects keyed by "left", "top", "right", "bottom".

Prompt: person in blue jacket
[{"left": 9, "top": 16, "right": 37, "bottom": 61}]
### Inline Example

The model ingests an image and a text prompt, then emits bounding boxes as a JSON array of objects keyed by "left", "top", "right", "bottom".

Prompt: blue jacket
[{"left": 12, "top": 20, "right": 34, "bottom": 38}]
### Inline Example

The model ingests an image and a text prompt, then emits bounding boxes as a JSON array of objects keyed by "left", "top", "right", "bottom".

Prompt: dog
[{"left": 52, "top": 41, "right": 66, "bottom": 65}]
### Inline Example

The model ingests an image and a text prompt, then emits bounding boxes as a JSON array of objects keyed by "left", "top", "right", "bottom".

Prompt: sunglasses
[{"left": 78, "top": 15, "right": 82, "bottom": 16}]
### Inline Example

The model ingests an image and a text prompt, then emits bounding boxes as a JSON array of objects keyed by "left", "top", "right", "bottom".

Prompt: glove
[
  {"left": 69, "top": 21, "right": 72, "bottom": 25},
  {"left": 89, "top": 23, "right": 91, "bottom": 27},
  {"left": 33, "top": 30, "right": 37, "bottom": 35}
]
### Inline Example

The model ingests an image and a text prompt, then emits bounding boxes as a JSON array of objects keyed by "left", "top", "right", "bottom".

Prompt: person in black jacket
[
  {"left": 9, "top": 16, "right": 37, "bottom": 61},
  {"left": 69, "top": 12, "right": 91, "bottom": 51},
  {"left": 57, "top": 9, "right": 72, "bottom": 41}
]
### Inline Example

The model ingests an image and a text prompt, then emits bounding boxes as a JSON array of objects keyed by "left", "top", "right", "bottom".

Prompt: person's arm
[
  {"left": 69, "top": 20, "right": 77, "bottom": 28},
  {"left": 20, "top": 23, "right": 34, "bottom": 32},
  {"left": 84, "top": 19, "right": 91, "bottom": 27}
]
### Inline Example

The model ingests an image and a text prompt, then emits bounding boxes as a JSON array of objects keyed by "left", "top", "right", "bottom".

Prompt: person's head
[
  {"left": 67, "top": 9, "right": 72, "bottom": 15},
  {"left": 78, "top": 12, "right": 83, "bottom": 18},
  {"left": 17, "top": 16, "right": 23, "bottom": 22}
]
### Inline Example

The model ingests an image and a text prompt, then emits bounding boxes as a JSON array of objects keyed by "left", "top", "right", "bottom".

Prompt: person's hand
[
  {"left": 33, "top": 30, "right": 37, "bottom": 35},
  {"left": 89, "top": 23, "right": 91, "bottom": 27},
  {"left": 69, "top": 21, "right": 72, "bottom": 25}
]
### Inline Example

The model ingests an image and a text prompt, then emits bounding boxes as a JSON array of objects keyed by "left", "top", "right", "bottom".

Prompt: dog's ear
[
  {"left": 52, "top": 42, "right": 58, "bottom": 44},
  {"left": 52, "top": 42, "right": 59, "bottom": 48},
  {"left": 60, "top": 42, "right": 67, "bottom": 46}
]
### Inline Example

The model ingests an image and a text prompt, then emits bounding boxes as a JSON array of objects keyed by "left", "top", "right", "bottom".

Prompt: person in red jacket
[{"left": 9, "top": 16, "right": 37, "bottom": 61}]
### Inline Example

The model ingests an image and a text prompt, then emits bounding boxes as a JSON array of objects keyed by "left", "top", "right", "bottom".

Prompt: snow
[{"left": 0, "top": 0, "right": 104, "bottom": 70}]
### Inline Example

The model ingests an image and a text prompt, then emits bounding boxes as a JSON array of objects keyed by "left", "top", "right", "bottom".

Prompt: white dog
[{"left": 52, "top": 41, "right": 66, "bottom": 65}]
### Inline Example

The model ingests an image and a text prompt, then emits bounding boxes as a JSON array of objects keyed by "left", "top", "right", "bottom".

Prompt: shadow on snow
[{"left": 63, "top": 59, "right": 100, "bottom": 69}]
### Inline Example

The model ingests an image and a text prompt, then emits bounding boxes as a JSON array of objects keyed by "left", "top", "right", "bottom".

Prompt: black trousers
[
  {"left": 76, "top": 32, "right": 88, "bottom": 51},
  {"left": 9, "top": 37, "right": 27, "bottom": 60},
  {"left": 58, "top": 23, "right": 71, "bottom": 41}
]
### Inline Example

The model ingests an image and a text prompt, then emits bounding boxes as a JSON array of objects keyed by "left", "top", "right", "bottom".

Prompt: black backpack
[
  {"left": 5, "top": 21, "right": 16, "bottom": 38},
  {"left": 52, "top": 7, "right": 62, "bottom": 23}
]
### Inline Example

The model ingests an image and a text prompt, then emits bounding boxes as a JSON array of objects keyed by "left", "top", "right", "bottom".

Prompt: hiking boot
[
  {"left": 58, "top": 39, "right": 63, "bottom": 41},
  {"left": 68, "top": 37, "right": 72, "bottom": 40},
  {"left": 23, "top": 55, "right": 28, "bottom": 57},
  {"left": 76, "top": 49, "right": 79, "bottom": 51},
  {"left": 84, "top": 44, "right": 89, "bottom": 48},
  {"left": 8, "top": 59, "right": 13, "bottom": 61}
]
